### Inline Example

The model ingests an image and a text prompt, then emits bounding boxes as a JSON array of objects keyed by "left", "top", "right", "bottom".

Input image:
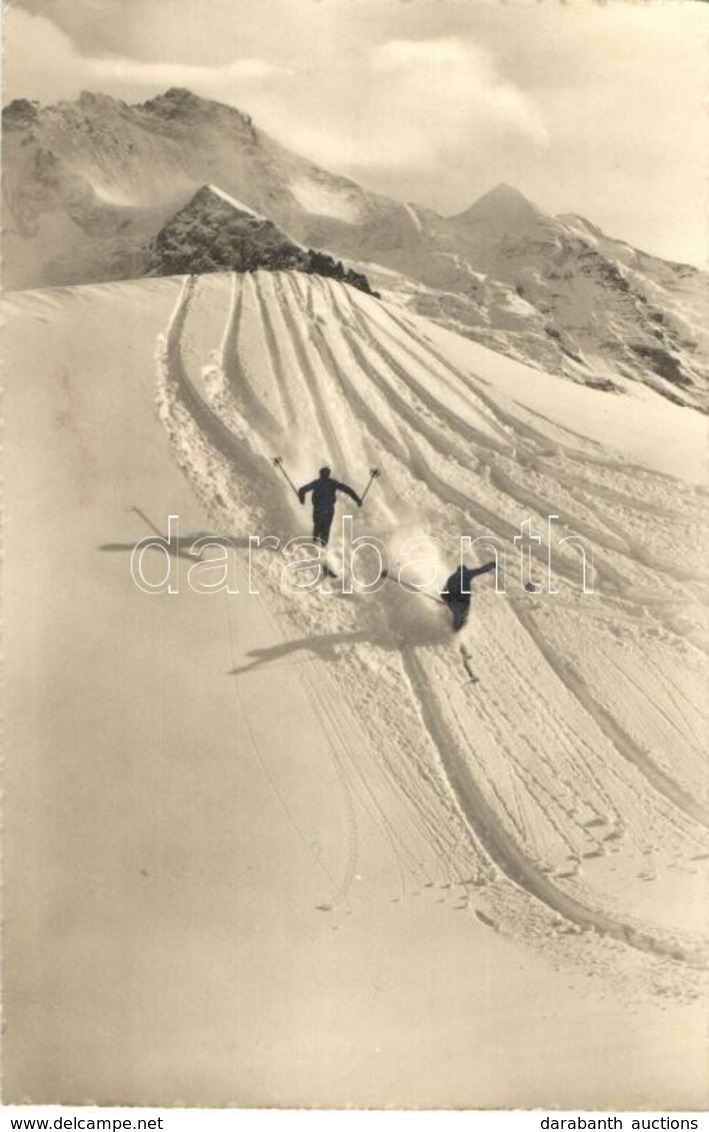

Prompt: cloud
[
  {"left": 89, "top": 55, "right": 285, "bottom": 89},
  {"left": 369, "top": 36, "right": 548, "bottom": 156},
  {"left": 259, "top": 35, "right": 547, "bottom": 183},
  {"left": 9, "top": 0, "right": 321, "bottom": 67},
  {"left": 4, "top": 8, "right": 287, "bottom": 105}
]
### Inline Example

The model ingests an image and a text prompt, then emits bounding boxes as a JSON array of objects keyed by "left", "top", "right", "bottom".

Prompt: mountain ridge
[
  {"left": 3, "top": 87, "right": 707, "bottom": 408},
  {"left": 146, "top": 182, "right": 377, "bottom": 294}
]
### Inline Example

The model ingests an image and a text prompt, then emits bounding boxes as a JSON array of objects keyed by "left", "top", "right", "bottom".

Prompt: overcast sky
[{"left": 4, "top": 0, "right": 707, "bottom": 265}]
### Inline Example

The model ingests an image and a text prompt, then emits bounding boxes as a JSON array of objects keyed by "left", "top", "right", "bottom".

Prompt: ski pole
[
  {"left": 360, "top": 466, "right": 380, "bottom": 506},
  {"left": 272, "top": 456, "right": 300, "bottom": 500},
  {"left": 126, "top": 506, "right": 163, "bottom": 538},
  {"left": 381, "top": 567, "right": 442, "bottom": 604}
]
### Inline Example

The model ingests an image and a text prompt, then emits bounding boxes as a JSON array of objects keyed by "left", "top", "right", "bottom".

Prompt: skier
[
  {"left": 441, "top": 560, "right": 497, "bottom": 632},
  {"left": 298, "top": 466, "right": 362, "bottom": 546}
]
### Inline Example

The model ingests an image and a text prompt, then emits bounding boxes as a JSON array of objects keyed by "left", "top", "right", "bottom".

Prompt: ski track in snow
[{"left": 155, "top": 271, "right": 709, "bottom": 981}]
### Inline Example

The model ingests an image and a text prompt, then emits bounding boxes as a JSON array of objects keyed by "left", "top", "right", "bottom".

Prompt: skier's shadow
[
  {"left": 230, "top": 587, "right": 452, "bottom": 678},
  {"left": 229, "top": 629, "right": 371, "bottom": 675},
  {"left": 98, "top": 505, "right": 263, "bottom": 562},
  {"left": 99, "top": 532, "right": 254, "bottom": 561}
]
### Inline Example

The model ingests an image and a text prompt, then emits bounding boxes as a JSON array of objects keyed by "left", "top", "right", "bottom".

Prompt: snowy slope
[
  {"left": 4, "top": 271, "right": 708, "bottom": 1105},
  {"left": 156, "top": 271, "right": 708, "bottom": 958}
]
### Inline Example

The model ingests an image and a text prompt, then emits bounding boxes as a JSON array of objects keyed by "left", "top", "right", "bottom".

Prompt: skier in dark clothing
[
  {"left": 441, "top": 560, "right": 497, "bottom": 632},
  {"left": 298, "top": 467, "right": 362, "bottom": 546}
]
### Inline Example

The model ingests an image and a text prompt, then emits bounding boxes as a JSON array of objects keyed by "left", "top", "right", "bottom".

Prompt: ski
[{"left": 459, "top": 645, "right": 480, "bottom": 686}]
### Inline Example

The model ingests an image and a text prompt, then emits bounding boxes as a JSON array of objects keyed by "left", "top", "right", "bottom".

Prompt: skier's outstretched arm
[
  {"left": 470, "top": 560, "right": 497, "bottom": 578},
  {"left": 298, "top": 480, "right": 318, "bottom": 505},
  {"left": 336, "top": 481, "right": 363, "bottom": 507}
]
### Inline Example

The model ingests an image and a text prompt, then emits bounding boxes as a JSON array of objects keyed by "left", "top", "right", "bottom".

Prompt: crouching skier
[
  {"left": 297, "top": 466, "right": 362, "bottom": 546},
  {"left": 441, "top": 560, "right": 497, "bottom": 632}
]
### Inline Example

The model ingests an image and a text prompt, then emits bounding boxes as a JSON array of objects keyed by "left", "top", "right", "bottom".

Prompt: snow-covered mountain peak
[
  {"left": 148, "top": 182, "right": 300, "bottom": 277},
  {"left": 2, "top": 97, "right": 40, "bottom": 129},
  {"left": 145, "top": 86, "right": 201, "bottom": 107},
  {"left": 138, "top": 87, "right": 254, "bottom": 131},
  {"left": 77, "top": 90, "right": 125, "bottom": 110},
  {"left": 202, "top": 183, "right": 267, "bottom": 221},
  {"left": 146, "top": 183, "right": 377, "bottom": 294},
  {"left": 453, "top": 182, "right": 546, "bottom": 227}
]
